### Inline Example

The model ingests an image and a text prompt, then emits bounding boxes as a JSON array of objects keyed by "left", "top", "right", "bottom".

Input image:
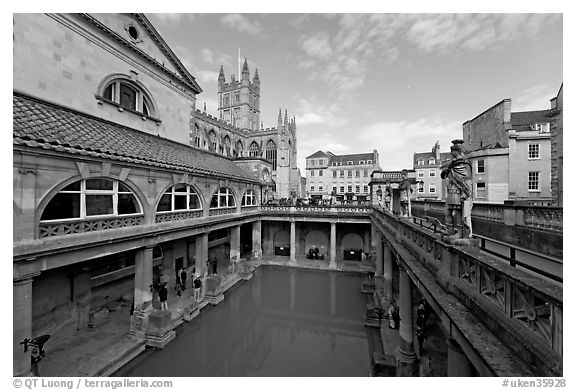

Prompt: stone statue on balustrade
[
  {"left": 376, "top": 185, "right": 383, "bottom": 208},
  {"left": 399, "top": 170, "right": 413, "bottom": 217},
  {"left": 440, "top": 139, "right": 476, "bottom": 244},
  {"left": 384, "top": 181, "right": 392, "bottom": 212}
]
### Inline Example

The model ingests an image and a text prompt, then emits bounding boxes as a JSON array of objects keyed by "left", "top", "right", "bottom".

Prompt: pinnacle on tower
[
  {"left": 284, "top": 109, "right": 288, "bottom": 126},
  {"left": 253, "top": 68, "right": 260, "bottom": 84},
  {"left": 241, "top": 58, "right": 250, "bottom": 80},
  {"left": 218, "top": 65, "right": 225, "bottom": 85},
  {"left": 278, "top": 109, "right": 282, "bottom": 126}
]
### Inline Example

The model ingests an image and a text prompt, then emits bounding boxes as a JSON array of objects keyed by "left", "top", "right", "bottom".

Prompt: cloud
[
  {"left": 356, "top": 116, "right": 462, "bottom": 170},
  {"left": 199, "top": 48, "right": 214, "bottom": 64},
  {"left": 195, "top": 70, "right": 219, "bottom": 84},
  {"left": 512, "top": 84, "right": 556, "bottom": 112},
  {"left": 221, "top": 14, "right": 263, "bottom": 36},
  {"left": 301, "top": 33, "right": 333, "bottom": 59},
  {"left": 150, "top": 13, "right": 186, "bottom": 24},
  {"left": 405, "top": 14, "right": 561, "bottom": 53}
]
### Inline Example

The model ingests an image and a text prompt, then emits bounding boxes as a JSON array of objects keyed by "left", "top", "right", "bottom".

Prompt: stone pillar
[
  {"left": 375, "top": 237, "right": 383, "bottom": 276},
  {"left": 447, "top": 338, "right": 473, "bottom": 376},
  {"left": 13, "top": 273, "right": 38, "bottom": 377},
  {"left": 252, "top": 220, "right": 262, "bottom": 259},
  {"left": 195, "top": 233, "right": 208, "bottom": 277},
  {"left": 230, "top": 225, "right": 241, "bottom": 264},
  {"left": 383, "top": 243, "right": 393, "bottom": 303},
  {"left": 397, "top": 265, "right": 416, "bottom": 371},
  {"left": 134, "top": 246, "right": 154, "bottom": 311},
  {"left": 329, "top": 272, "right": 336, "bottom": 316},
  {"left": 290, "top": 221, "right": 296, "bottom": 263},
  {"left": 329, "top": 222, "right": 337, "bottom": 269}
]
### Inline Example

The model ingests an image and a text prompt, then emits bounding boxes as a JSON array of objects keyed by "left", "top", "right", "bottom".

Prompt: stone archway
[
  {"left": 341, "top": 232, "right": 364, "bottom": 261},
  {"left": 304, "top": 230, "right": 328, "bottom": 257},
  {"left": 273, "top": 229, "right": 290, "bottom": 256}
]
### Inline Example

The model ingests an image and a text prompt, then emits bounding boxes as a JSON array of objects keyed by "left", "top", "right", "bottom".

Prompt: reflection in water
[{"left": 115, "top": 267, "right": 371, "bottom": 377}]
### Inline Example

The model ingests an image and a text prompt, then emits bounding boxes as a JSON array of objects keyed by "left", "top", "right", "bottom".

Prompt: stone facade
[
  {"left": 462, "top": 95, "right": 556, "bottom": 203},
  {"left": 549, "top": 84, "right": 563, "bottom": 206},
  {"left": 305, "top": 150, "right": 381, "bottom": 201}
]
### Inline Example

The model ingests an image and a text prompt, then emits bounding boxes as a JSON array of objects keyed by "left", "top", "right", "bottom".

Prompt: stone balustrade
[
  {"left": 39, "top": 215, "right": 144, "bottom": 238},
  {"left": 412, "top": 200, "right": 563, "bottom": 232},
  {"left": 371, "top": 207, "right": 562, "bottom": 375}
]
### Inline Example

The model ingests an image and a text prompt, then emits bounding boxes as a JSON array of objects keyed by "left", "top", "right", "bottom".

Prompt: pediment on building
[{"left": 80, "top": 13, "right": 202, "bottom": 94}]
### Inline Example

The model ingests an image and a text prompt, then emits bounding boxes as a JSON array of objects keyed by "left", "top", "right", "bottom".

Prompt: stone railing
[
  {"left": 372, "top": 208, "right": 562, "bottom": 375},
  {"left": 412, "top": 200, "right": 563, "bottom": 232},
  {"left": 39, "top": 215, "right": 145, "bottom": 238},
  {"left": 240, "top": 205, "right": 259, "bottom": 212},
  {"left": 261, "top": 204, "right": 372, "bottom": 214},
  {"left": 155, "top": 210, "right": 203, "bottom": 224},
  {"left": 208, "top": 207, "right": 237, "bottom": 217}
]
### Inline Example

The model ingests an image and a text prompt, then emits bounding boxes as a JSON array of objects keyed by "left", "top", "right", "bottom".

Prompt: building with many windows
[
  {"left": 463, "top": 96, "right": 555, "bottom": 204},
  {"left": 305, "top": 150, "right": 381, "bottom": 202},
  {"left": 413, "top": 141, "right": 451, "bottom": 200}
]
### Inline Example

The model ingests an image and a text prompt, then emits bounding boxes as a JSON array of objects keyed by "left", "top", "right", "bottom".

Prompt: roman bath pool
[{"left": 114, "top": 266, "right": 374, "bottom": 376}]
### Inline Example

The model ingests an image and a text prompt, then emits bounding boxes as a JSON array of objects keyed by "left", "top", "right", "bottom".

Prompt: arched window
[
  {"left": 156, "top": 184, "right": 201, "bottom": 213},
  {"left": 262, "top": 168, "right": 271, "bottom": 182},
  {"left": 41, "top": 178, "right": 141, "bottom": 221},
  {"left": 428, "top": 157, "right": 436, "bottom": 165},
  {"left": 241, "top": 190, "right": 257, "bottom": 206},
  {"left": 210, "top": 187, "right": 236, "bottom": 208},
  {"left": 194, "top": 124, "right": 201, "bottom": 148},
  {"left": 266, "top": 140, "right": 277, "bottom": 170},
  {"left": 223, "top": 135, "right": 231, "bottom": 156},
  {"left": 101, "top": 78, "right": 156, "bottom": 117},
  {"left": 249, "top": 141, "right": 259, "bottom": 157},
  {"left": 235, "top": 140, "right": 244, "bottom": 157},
  {"left": 209, "top": 130, "right": 217, "bottom": 151}
]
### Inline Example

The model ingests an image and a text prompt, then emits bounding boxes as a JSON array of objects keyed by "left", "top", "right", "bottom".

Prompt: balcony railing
[
  {"left": 412, "top": 200, "right": 563, "bottom": 232},
  {"left": 261, "top": 204, "right": 372, "bottom": 214},
  {"left": 39, "top": 215, "right": 144, "bottom": 238},
  {"left": 372, "top": 208, "right": 563, "bottom": 362}
]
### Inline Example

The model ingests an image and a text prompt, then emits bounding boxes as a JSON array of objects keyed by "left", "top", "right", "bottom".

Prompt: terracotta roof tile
[{"left": 13, "top": 93, "right": 257, "bottom": 183}]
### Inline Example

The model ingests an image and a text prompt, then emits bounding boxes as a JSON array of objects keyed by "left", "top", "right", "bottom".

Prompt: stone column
[
  {"left": 383, "top": 243, "right": 393, "bottom": 303},
  {"left": 195, "top": 233, "right": 208, "bottom": 277},
  {"left": 252, "top": 220, "right": 262, "bottom": 259},
  {"left": 289, "top": 221, "right": 296, "bottom": 263},
  {"left": 397, "top": 265, "right": 416, "bottom": 371},
  {"left": 134, "top": 246, "right": 154, "bottom": 311},
  {"left": 13, "top": 273, "right": 39, "bottom": 377},
  {"left": 375, "top": 237, "right": 383, "bottom": 276},
  {"left": 230, "top": 225, "right": 241, "bottom": 266},
  {"left": 447, "top": 338, "right": 474, "bottom": 376},
  {"left": 329, "top": 222, "right": 337, "bottom": 269}
]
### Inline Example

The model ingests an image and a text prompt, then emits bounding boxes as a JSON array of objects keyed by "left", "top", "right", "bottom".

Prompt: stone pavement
[{"left": 36, "top": 257, "right": 388, "bottom": 377}]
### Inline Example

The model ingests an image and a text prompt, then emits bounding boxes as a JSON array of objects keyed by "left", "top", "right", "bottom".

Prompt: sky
[{"left": 146, "top": 12, "right": 563, "bottom": 171}]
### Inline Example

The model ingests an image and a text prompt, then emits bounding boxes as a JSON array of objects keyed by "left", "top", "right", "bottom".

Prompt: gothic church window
[
  {"left": 209, "top": 130, "right": 217, "bottom": 151},
  {"left": 266, "top": 140, "right": 277, "bottom": 170},
  {"left": 235, "top": 140, "right": 244, "bottom": 157},
  {"left": 249, "top": 141, "right": 259, "bottom": 157}
]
